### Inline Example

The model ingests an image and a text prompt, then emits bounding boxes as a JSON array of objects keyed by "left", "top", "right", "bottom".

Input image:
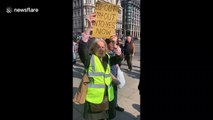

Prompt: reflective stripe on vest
[
  {"left": 88, "top": 83, "right": 112, "bottom": 88},
  {"left": 88, "top": 72, "right": 111, "bottom": 78},
  {"left": 86, "top": 54, "right": 114, "bottom": 104},
  {"left": 88, "top": 84, "right": 105, "bottom": 88}
]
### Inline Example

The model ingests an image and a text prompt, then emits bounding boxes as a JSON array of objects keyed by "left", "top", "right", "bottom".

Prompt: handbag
[
  {"left": 89, "top": 96, "right": 109, "bottom": 113},
  {"left": 73, "top": 73, "right": 89, "bottom": 104},
  {"left": 117, "top": 66, "right": 126, "bottom": 89}
]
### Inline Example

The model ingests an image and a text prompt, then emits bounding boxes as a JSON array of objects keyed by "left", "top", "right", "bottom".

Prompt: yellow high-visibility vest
[{"left": 86, "top": 54, "right": 114, "bottom": 104}]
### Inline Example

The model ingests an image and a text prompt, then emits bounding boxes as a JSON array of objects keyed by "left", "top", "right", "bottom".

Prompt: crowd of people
[
  {"left": 73, "top": 13, "right": 138, "bottom": 120},
  {"left": 73, "top": 29, "right": 136, "bottom": 70}
]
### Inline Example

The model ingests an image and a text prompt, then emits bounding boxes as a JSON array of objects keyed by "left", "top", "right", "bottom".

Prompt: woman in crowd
[{"left": 78, "top": 13, "right": 123, "bottom": 120}]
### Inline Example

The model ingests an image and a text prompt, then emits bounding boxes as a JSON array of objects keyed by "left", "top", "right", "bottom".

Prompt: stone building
[
  {"left": 73, "top": 0, "right": 123, "bottom": 37},
  {"left": 121, "top": 0, "right": 140, "bottom": 38}
]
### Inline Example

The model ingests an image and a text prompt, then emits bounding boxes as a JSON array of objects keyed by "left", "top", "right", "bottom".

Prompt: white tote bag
[{"left": 117, "top": 66, "right": 125, "bottom": 89}]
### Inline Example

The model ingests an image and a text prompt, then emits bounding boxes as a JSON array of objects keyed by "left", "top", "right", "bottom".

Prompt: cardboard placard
[{"left": 92, "top": 1, "right": 119, "bottom": 38}]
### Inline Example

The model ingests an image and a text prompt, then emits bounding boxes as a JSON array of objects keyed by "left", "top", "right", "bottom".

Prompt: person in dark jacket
[
  {"left": 124, "top": 36, "right": 135, "bottom": 71},
  {"left": 105, "top": 37, "right": 124, "bottom": 120},
  {"left": 78, "top": 13, "right": 123, "bottom": 120}
]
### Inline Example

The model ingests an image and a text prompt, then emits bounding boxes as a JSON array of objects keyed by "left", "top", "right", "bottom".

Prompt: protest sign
[{"left": 92, "top": 1, "right": 119, "bottom": 38}]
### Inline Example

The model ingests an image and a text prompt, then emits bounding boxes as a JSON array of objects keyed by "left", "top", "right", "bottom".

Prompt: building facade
[
  {"left": 73, "top": 0, "right": 123, "bottom": 37},
  {"left": 121, "top": 0, "right": 140, "bottom": 38},
  {"left": 73, "top": 0, "right": 83, "bottom": 34}
]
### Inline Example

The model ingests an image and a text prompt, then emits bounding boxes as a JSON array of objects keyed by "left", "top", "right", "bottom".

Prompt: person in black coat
[{"left": 123, "top": 36, "right": 135, "bottom": 71}]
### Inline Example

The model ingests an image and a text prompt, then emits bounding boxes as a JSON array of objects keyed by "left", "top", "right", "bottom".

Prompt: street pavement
[{"left": 73, "top": 40, "right": 141, "bottom": 120}]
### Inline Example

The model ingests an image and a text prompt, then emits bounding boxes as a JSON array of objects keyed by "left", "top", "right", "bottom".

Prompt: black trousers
[
  {"left": 125, "top": 54, "right": 132, "bottom": 70},
  {"left": 108, "top": 83, "right": 117, "bottom": 119}
]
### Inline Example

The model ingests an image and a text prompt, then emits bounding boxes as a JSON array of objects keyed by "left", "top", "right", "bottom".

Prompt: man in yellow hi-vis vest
[{"left": 78, "top": 13, "right": 123, "bottom": 120}]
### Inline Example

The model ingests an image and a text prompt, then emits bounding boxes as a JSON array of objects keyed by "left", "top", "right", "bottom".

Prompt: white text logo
[{"left": 6, "top": 7, "right": 39, "bottom": 13}]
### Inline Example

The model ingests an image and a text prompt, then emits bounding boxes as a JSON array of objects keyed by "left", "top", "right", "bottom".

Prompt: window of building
[
  {"left": 79, "top": 0, "right": 81, "bottom": 7},
  {"left": 127, "top": 18, "right": 130, "bottom": 22},
  {"left": 79, "top": 10, "right": 81, "bottom": 16},
  {"left": 87, "top": 0, "right": 91, "bottom": 4},
  {"left": 75, "top": 20, "right": 77, "bottom": 28},
  {"left": 87, "top": 8, "right": 89, "bottom": 15},
  {"left": 77, "top": 11, "right": 79, "bottom": 17},
  {"left": 73, "top": 1, "right": 75, "bottom": 8},
  {"left": 79, "top": 20, "right": 81, "bottom": 27},
  {"left": 78, "top": 9, "right": 80, "bottom": 16},
  {"left": 76, "top": 0, "right": 78, "bottom": 7},
  {"left": 127, "top": 24, "right": 131, "bottom": 29},
  {"left": 89, "top": 8, "right": 92, "bottom": 14},
  {"left": 74, "top": 20, "right": 76, "bottom": 28},
  {"left": 78, "top": 20, "right": 81, "bottom": 28},
  {"left": 127, "top": 6, "right": 131, "bottom": 10},
  {"left": 127, "top": 15, "right": 131, "bottom": 19},
  {"left": 85, "top": 8, "right": 87, "bottom": 15},
  {"left": 127, "top": 19, "right": 130, "bottom": 24},
  {"left": 76, "top": 20, "right": 78, "bottom": 28}
]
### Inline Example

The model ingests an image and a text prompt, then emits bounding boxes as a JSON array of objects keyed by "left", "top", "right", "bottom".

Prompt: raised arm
[
  {"left": 81, "top": 13, "right": 96, "bottom": 42},
  {"left": 78, "top": 13, "right": 96, "bottom": 66}
]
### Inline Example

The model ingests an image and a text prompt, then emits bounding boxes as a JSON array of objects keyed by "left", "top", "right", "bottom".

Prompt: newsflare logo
[{"left": 6, "top": 7, "right": 39, "bottom": 13}]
